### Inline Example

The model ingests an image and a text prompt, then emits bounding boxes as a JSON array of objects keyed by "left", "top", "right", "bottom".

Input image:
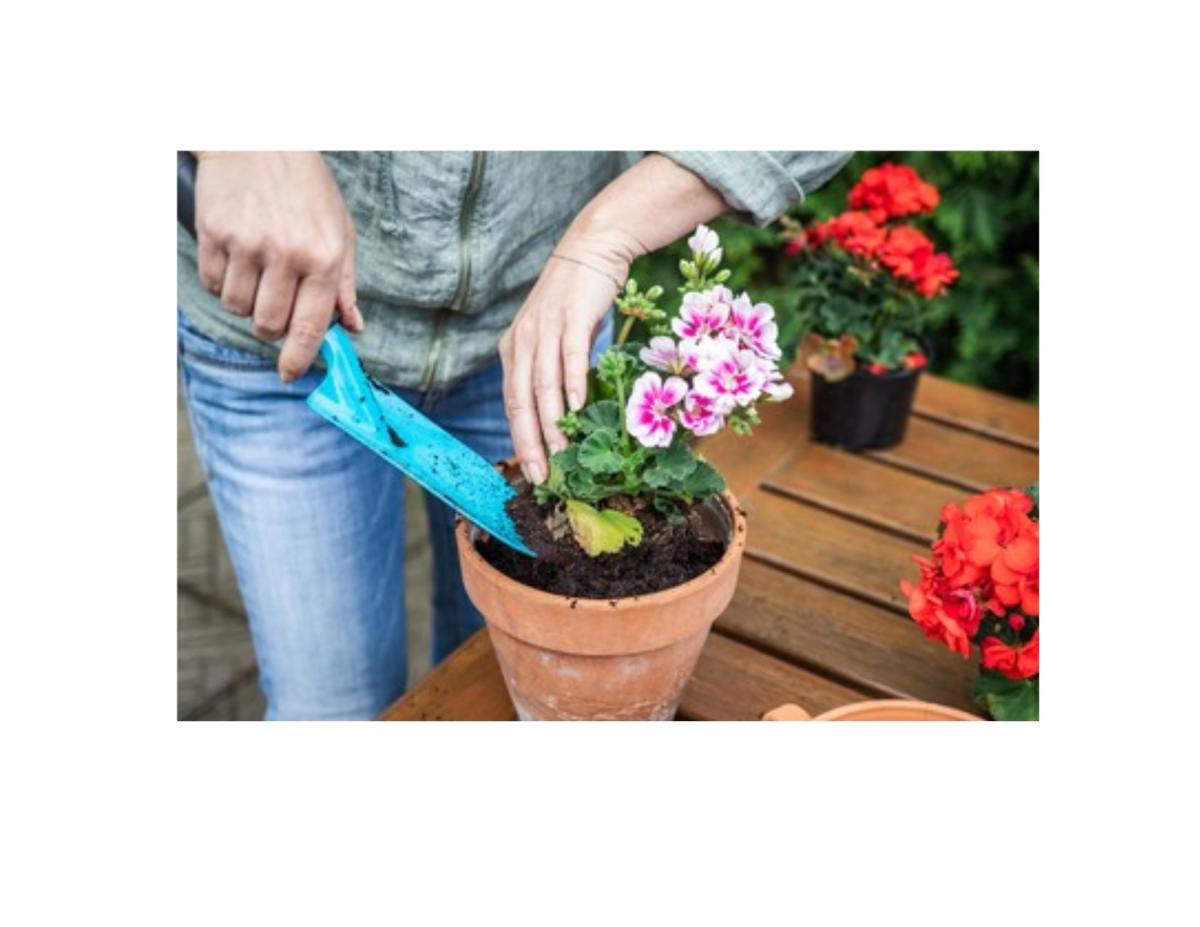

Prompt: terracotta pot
[
  {"left": 455, "top": 478, "right": 747, "bottom": 721},
  {"left": 762, "top": 699, "right": 980, "bottom": 721}
]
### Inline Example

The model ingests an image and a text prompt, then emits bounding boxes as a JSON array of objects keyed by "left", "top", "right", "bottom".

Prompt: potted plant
[
  {"left": 456, "top": 225, "right": 793, "bottom": 720},
  {"left": 782, "top": 163, "right": 958, "bottom": 450},
  {"left": 900, "top": 484, "right": 1040, "bottom": 720}
]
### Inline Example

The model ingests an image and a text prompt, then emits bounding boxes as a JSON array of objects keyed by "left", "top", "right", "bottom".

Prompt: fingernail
[
  {"left": 280, "top": 373, "right": 294, "bottom": 385},
  {"left": 527, "top": 462, "right": 545, "bottom": 485},
  {"left": 567, "top": 391, "right": 583, "bottom": 411}
]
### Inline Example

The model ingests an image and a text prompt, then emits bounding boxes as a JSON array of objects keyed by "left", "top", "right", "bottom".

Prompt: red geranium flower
[
  {"left": 980, "top": 630, "right": 1039, "bottom": 680},
  {"left": 810, "top": 210, "right": 887, "bottom": 258},
  {"left": 900, "top": 486, "right": 1039, "bottom": 683},
  {"left": 878, "top": 226, "right": 934, "bottom": 279},
  {"left": 849, "top": 163, "right": 940, "bottom": 221},
  {"left": 914, "top": 251, "right": 959, "bottom": 298}
]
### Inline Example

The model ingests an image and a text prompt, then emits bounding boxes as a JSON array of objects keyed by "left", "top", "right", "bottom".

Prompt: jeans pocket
[{"left": 178, "top": 309, "right": 275, "bottom": 372}]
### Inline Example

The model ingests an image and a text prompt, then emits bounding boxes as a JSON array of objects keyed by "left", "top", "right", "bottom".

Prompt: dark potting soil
[{"left": 476, "top": 488, "right": 727, "bottom": 599}]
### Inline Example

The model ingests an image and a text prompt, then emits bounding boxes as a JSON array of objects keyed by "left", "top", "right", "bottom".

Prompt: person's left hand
[{"left": 499, "top": 234, "right": 631, "bottom": 486}]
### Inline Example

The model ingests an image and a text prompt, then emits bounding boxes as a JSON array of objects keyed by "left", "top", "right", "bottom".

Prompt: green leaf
[
  {"left": 577, "top": 428, "right": 624, "bottom": 475},
  {"left": 565, "top": 465, "right": 600, "bottom": 501},
  {"left": 649, "top": 443, "right": 698, "bottom": 481},
  {"left": 973, "top": 670, "right": 1039, "bottom": 721},
  {"left": 642, "top": 447, "right": 697, "bottom": 491},
  {"left": 565, "top": 500, "right": 643, "bottom": 556},
  {"left": 652, "top": 495, "right": 684, "bottom": 523},
  {"left": 681, "top": 460, "right": 725, "bottom": 498},
  {"left": 579, "top": 400, "right": 620, "bottom": 435},
  {"left": 536, "top": 447, "right": 572, "bottom": 502},
  {"left": 1026, "top": 482, "right": 1039, "bottom": 519}
]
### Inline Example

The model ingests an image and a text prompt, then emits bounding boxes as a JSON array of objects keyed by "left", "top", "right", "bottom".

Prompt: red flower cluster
[
  {"left": 877, "top": 226, "right": 959, "bottom": 298},
  {"left": 849, "top": 163, "right": 940, "bottom": 221},
  {"left": 809, "top": 210, "right": 886, "bottom": 257},
  {"left": 789, "top": 163, "right": 958, "bottom": 299},
  {"left": 806, "top": 211, "right": 958, "bottom": 299},
  {"left": 900, "top": 487, "right": 1039, "bottom": 679}
]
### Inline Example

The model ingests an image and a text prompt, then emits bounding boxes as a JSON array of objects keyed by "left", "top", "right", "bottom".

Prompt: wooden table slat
[
  {"left": 743, "top": 488, "right": 928, "bottom": 612},
  {"left": 717, "top": 559, "right": 979, "bottom": 713},
  {"left": 914, "top": 375, "right": 1039, "bottom": 449},
  {"left": 695, "top": 389, "right": 806, "bottom": 499},
  {"left": 867, "top": 415, "right": 1039, "bottom": 493},
  {"left": 378, "top": 630, "right": 514, "bottom": 721},
  {"left": 763, "top": 442, "right": 976, "bottom": 545},
  {"left": 678, "top": 631, "right": 864, "bottom": 720}
]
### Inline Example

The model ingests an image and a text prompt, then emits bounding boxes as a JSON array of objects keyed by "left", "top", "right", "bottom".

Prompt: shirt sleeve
[{"left": 659, "top": 151, "right": 853, "bottom": 225}]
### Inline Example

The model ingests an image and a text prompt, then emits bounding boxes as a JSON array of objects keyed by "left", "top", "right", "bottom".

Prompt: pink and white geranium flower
[
  {"left": 725, "top": 294, "right": 782, "bottom": 359},
  {"left": 640, "top": 336, "right": 696, "bottom": 376},
  {"left": 625, "top": 372, "right": 688, "bottom": 448},
  {"left": 760, "top": 366, "right": 795, "bottom": 401},
  {"left": 679, "top": 390, "right": 724, "bottom": 437},
  {"left": 691, "top": 341, "right": 767, "bottom": 414},
  {"left": 688, "top": 223, "right": 722, "bottom": 264},
  {"left": 672, "top": 286, "right": 734, "bottom": 340}
]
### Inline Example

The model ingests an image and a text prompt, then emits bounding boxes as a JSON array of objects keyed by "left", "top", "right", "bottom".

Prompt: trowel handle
[{"left": 319, "top": 324, "right": 386, "bottom": 430}]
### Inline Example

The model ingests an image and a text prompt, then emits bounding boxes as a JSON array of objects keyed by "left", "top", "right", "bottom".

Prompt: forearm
[{"left": 557, "top": 153, "right": 728, "bottom": 278}]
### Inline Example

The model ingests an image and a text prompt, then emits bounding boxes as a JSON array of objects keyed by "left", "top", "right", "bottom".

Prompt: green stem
[
  {"left": 616, "top": 314, "right": 636, "bottom": 346},
  {"left": 614, "top": 375, "right": 632, "bottom": 453}
]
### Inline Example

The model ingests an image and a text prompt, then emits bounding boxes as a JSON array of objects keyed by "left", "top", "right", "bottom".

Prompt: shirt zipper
[{"left": 420, "top": 151, "right": 487, "bottom": 391}]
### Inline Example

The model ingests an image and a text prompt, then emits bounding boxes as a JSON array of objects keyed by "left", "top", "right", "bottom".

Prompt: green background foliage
[{"left": 628, "top": 152, "right": 1039, "bottom": 400}]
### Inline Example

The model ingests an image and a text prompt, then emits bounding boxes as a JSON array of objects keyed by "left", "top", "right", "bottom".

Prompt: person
[{"left": 178, "top": 150, "right": 851, "bottom": 720}]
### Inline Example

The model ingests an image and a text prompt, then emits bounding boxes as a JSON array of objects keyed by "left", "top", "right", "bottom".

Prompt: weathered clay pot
[
  {"left": 455, "top": 486, "right": 746, "bottom": 721},
  {"left": 762, "top": 699, "right": 980, "bottom": 721}
]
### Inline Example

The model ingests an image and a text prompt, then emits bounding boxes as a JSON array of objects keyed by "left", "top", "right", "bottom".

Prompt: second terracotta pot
[
  {"left": 762, "top": 700, "right": 980, "bottom": 721},
  {"left": 455, "top": 488, "right": 746, "bottom": 721}
]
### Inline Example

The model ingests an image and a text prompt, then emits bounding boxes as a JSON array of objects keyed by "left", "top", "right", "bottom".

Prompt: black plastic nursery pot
[{"left": 809, "top": 360, "right": 926, "bottom": 451}]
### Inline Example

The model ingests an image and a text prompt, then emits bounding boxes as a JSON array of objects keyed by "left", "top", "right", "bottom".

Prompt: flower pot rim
[
  {"left": 807, "top": 334, "right": 934, "bottom": 383},
  {"left": 816, "top": 699, "right": 980, "bottom": 721},
  {"left": 455, "top": 486, "right": 747, "bottom": 613},
  {"left": 763, "top": 699, "right": 982, "bottom": 721}
]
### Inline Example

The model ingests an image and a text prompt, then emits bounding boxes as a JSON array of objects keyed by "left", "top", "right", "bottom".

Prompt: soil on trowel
[{"left": 476, "top": 486, "right": 727, "bottom": 599}]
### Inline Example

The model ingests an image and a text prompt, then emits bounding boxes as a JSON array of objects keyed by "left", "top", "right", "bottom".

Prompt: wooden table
[{"left": 380, "top": 371, "right": 1038, "bottom": 721}]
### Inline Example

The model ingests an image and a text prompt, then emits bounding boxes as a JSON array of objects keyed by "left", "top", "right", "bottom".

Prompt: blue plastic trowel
[{"left": 307, "top": 325, "right": 534, "bottom": 556}]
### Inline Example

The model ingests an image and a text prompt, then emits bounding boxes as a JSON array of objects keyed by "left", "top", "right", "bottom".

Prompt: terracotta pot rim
[
  {"left": 816, "top": 699, "right": 981, "bottom": 721},
  {"left": 455, "top": 488, "right": 746, "bottom": 612}
]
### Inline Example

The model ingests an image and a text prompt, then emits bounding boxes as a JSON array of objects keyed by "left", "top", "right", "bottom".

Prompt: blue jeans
[{"left": 178, "top": 311, "right": 515, "bottom": 720}]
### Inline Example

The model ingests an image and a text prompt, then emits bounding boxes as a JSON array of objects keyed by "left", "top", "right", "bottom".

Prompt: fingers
[
  {"left": 561, "top": 315, "right": 592, "bottom": 414},
  {"left": 277, "top": 275, "right": 337, "bottom": 383},
  {"left": 335, "top": 220, "right": 364, "bottom": 333},
  {"left": 252, "top": 264, "right": 299, "bottom": 342},
  {"left": 501, "top": 319, "right": 547, "bottom": 485},
  {"left": 197, "top": 235, "right": 229, "bottom": 296},
  {"left": 534, "top": 319, "right": 568, "bottom": 454},
  {"left": 220, "top": 252, "right": 261, "bottom": 318}
]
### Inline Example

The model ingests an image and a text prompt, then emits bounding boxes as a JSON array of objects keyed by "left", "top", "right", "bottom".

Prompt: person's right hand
[{"left": 194, "top": 151, "right": 364, "bottom": 382}]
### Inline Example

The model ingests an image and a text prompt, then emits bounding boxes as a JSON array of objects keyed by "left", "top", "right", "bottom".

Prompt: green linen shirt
[{"left": 177, "top": 151, "right": 851, "bottom": 390}]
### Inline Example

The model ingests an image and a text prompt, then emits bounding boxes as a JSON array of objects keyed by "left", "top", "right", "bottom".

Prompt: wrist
[{"left": 557, "top": 209, "right": 646, "bottom": 283}]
